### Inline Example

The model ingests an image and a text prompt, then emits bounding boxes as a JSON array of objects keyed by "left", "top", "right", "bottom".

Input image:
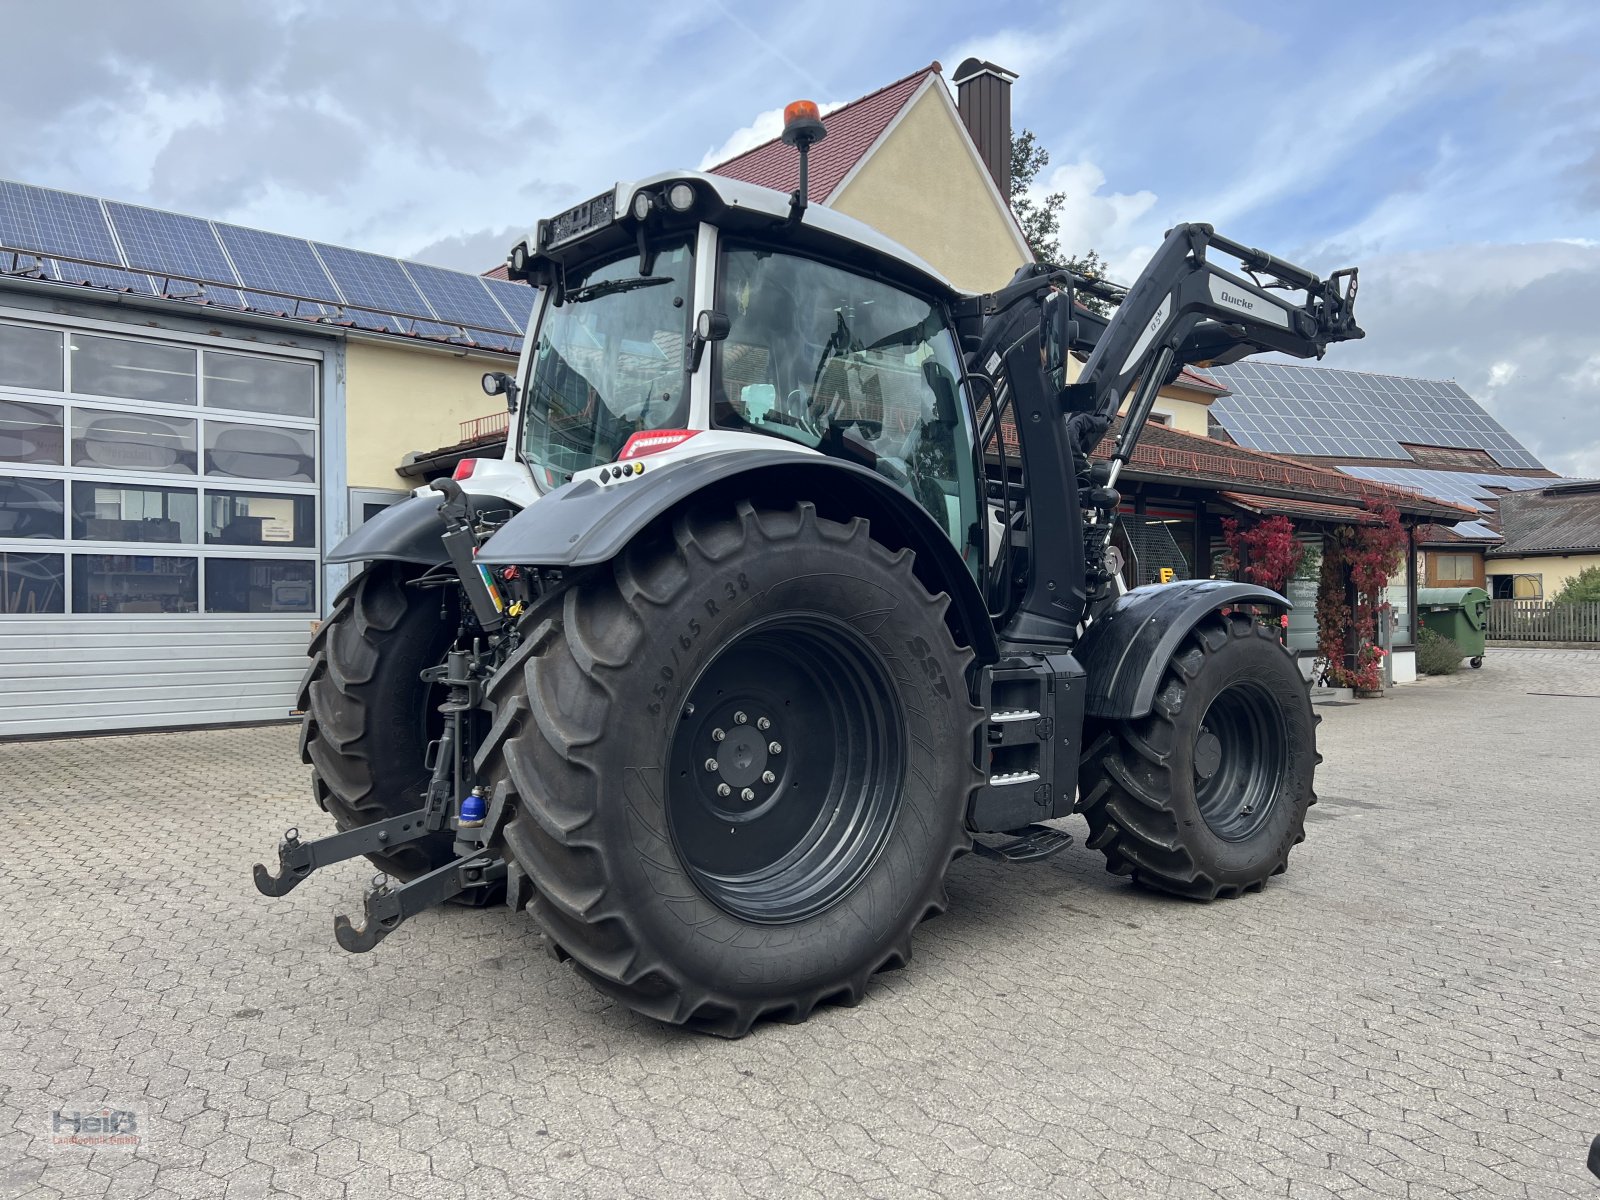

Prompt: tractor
[{"left": 257, "top": 101, "right": 1361, "bottom": 1036}]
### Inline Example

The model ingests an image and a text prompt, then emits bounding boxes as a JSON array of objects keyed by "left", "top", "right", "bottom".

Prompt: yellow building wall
[
  {"left": 344, "top": 341, "right": 510, "bottom": 489},
  {"left": 830, "top": 88, "right": 1029, "bottom": 293},
  {"left": 1484, "top": 553, "right": 1600, "bottom": 599},
  {"left": 1115, "top": 388, "right": 1213, "bottom": 437}
]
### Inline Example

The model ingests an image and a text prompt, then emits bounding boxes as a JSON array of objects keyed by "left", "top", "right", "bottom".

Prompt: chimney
[{"left": 952, "top": 58, "right": 1018, "bottom": 196}]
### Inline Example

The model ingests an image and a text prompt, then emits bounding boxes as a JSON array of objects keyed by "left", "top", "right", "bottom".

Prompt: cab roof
[{"left": 517, "top": 169, "right": 964, "bottom": 304}]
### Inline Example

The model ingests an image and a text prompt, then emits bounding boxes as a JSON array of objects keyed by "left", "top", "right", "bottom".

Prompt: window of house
[
  {"left": 0, "top": 475, "right": 64, "bottom": 539},
  {"left": 1489, "top": 573, "right": 1542, "bottom": 600},
  {"left": 1433, "top": 553, "right": 1477, "bottom": 583}
]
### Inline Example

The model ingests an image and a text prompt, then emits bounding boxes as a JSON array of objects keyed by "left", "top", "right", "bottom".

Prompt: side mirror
[
  {"left": 1040, "top": 287, "right": 1078, "bottom": 390},
  {"left": 686, "top": 309, "right": 731, "bottom": 372},
  {"left": 481, "top": 371, "right": 520, "bottom": 415}
]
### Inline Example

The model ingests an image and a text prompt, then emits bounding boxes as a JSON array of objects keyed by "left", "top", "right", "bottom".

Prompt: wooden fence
[{"left": 1487, "top": 599, "right": 1600, "bottom": 643}]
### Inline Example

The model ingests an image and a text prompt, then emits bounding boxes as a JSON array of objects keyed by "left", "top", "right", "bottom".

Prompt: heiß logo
[{"left": 50, "top": 1108, "right": 141, "bottom": 1148}]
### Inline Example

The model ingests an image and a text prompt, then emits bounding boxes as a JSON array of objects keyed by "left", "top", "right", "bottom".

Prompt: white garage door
[{"left": 0, "top": 311, "right": 323, "bottom": 736}]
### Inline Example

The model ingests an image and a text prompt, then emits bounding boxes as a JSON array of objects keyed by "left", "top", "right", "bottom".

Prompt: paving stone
[{"left": 1, "top": 648, "right": 1597, "bottom": 1197}]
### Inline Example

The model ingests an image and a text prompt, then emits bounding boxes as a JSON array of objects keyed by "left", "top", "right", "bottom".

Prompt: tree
[
  {"left": 1010, "top": 130, "right": 1112, "bottom": 315},
  {"left": 1551, "top": 564, "right": 1600, "bottom": 604}
]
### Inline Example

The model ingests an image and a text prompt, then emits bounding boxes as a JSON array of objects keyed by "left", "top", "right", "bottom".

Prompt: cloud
[
  {"left": 406, "top": 225, "right": 525, "bottom": 274},
  {"left": 1030, "top": 159, "right": 1159, "bottom": 281},
  {"left": 698, "top": 101, "right": 845, "bottom": 170},
  {"left": 1330, "top": 241, "right": 1600, "bottom": 477}
]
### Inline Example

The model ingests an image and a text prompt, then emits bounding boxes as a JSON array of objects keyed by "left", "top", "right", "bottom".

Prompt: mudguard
[
  {"left": 476, "top": 447, "right": 999, "bottom": 662},
  {"left": 326, "top": 490, "right": 507, "bottom": 566},
  {"left": 1075, "top": 579, "right": 1291, "bottom": 719}
]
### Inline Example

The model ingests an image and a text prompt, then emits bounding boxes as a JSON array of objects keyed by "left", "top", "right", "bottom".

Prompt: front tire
[
  {"left": 1077, "top": 612, "right": 1318, "bottom": 899},
  {"left": 299, "top": 563, "right": 458, "bottom": 880},
  {"left": 478, "top": 501, "right": 982, "bottom": 1036}
]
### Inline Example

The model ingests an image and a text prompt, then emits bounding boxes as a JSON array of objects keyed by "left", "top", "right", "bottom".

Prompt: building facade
[{"left": 0, "top": 182, "right": 524, "bottom": 736}]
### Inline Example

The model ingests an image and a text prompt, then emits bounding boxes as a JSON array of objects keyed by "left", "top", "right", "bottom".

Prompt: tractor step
[{"left": 971, "top": 824, "right": 1075, "bottom": 864}]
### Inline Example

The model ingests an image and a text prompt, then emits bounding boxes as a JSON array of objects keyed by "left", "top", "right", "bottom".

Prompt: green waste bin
[{"left": 1417, "top": 586, "right": 1491, "bottom": 668}]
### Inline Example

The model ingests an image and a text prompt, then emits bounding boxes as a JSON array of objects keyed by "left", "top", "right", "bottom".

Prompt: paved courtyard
[{"left": 2, "top": 648, "right": 1597, "bottom": 1198}]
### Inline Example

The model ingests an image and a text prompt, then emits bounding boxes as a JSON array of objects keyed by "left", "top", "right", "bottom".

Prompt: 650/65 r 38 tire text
[
  {"left": 477, "top": 501, "right": 983, "bottom": 1036},
  {"left": 1077, "top": 611, "right": 1319, "bottom": 899},
  {"left": 298, "top": 563, "right": 459, "bottom": 881}
]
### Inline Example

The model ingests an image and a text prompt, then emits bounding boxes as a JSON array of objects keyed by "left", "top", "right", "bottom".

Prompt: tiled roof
[
  {"left": 1116, "top": 423, "right": 1476, "bottom": 520},
  {"left": 994, "top": 409, "right": 1477, "bottom": 522},
  {"left": 1487, "top": 482, "right": 1600, "bottom": 556},
  {"left": 1174, "top": 367, "right": 1227, "bottom": 395},
  {"left": 708, "top": 65, "right": 940, "bottom": 202},
  {"left": 1219, "top": 492, "right": 1383, "bottom": 526}
]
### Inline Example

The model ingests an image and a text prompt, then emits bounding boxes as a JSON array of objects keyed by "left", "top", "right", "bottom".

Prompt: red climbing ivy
[
  {"left": 1218, "top": 514, "right": 1304, "bottom": 593},
  {"left": 1315, "top": 504, "right": 1408, "bottom": 691}
]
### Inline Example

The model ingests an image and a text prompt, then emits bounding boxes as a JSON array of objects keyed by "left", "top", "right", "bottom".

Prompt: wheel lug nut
[
  {"left": 756, "top": 717, "right": 770, "bottom": 731},
  {"left": 741, "top": 788, "right": 756, "bottom": 802},
  {"left": 761, "top": 770, "right": 776, "bottom": 784},
  {"left": 768, "top": 741, "right": 782, "bottom": 755},
  {"left": 717, "top": 783, "right": 731, "bottom": 797},
  {"left": 704, "top": 758, "right": 718, "bottom": 772},
  {"left": 711, "top": 728, "right": 726, "bottom": 742},
  {"left": 733, "top": 711, "right": 748, "bottom": 724}
]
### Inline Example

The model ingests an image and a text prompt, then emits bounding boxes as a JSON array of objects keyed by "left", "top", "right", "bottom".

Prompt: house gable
[{"left": 827, "top": 79, "right": 1030, "bottom": 293}]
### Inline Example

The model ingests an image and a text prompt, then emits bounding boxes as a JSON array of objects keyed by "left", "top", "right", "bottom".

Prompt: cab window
[{"left": 712, "top": 244, "right": 980, "bottom": 567}]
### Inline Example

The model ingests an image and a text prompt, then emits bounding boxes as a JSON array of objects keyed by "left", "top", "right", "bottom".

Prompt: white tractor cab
[
  {"left": 278, "top": 101, "right": 1364, "bottom": 1035},
  {"left": 432, "top": 165, "right": 989, "bottom": 571}
]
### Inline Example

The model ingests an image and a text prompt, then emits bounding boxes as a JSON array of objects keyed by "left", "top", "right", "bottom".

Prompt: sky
[{"left": 3, "top": 0, "right": 1598, "bottom": 474}]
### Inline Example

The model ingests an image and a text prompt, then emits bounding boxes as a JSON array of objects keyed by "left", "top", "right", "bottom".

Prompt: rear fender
[
  {"left": 326, "top": 490, "right": 513, "bottom": 566},
  {"left": 476, "top": 448, "right": 999, "bottom": 662},
  {"left": 1076, "top": 580, "right": 1291, "bottom": 719}
]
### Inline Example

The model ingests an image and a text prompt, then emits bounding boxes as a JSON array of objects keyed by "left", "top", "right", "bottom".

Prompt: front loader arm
[{"left": 1063, "top": 222, "right": 1361, "bottom": 475}]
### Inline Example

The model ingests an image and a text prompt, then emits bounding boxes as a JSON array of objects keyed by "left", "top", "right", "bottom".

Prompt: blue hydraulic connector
[{"left": 459, "top": 787, "right": 487, "bottom": 828}]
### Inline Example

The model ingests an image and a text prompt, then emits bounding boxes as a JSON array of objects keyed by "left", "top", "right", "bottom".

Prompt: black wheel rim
[
  {"left": 1192, "top": 679, "right": 1285, "bottom": 841},
  {"left": 665, "top": 613, "right": 906, "bottom": 924}
]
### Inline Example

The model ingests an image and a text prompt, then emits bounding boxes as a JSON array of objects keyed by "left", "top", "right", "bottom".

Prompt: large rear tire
[
  {"left": 1076, "top": 612, "right": 1318, "bottom": 899},
  {"left": 478, "top": 501, "right": 982, "bottom": 1036},
  {"left": 299, "top": 563, "right": 458, "bottom": 880}
]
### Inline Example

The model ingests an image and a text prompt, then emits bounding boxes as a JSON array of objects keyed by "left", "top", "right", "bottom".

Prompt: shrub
[
  {"left": 1416, "top": 627, "right": 1464, "bottom": 675},
  {"left": 1551, "top": 565, "right": 1600, "bottom": 605}
]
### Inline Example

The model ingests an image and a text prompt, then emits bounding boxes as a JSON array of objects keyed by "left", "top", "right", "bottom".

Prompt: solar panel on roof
[
  {"left": 1207, "top": 362, "right": 1544, "bottom": 469},
  {"left": 481, "top": 277, "right": 534, "bottom": 332},
  {"left": 215, "top": 223, "right": 342, "bottom": 309},
  {"left": 401, "top": 262, "right": 518, "bottom": 336},
  {"left": 107, "top": 202, "right": 239, "bottom": 284},
  {"left": 0, "top": 181, "right": 121, "bottom": 263},
  {"left": 312, "top": 243, "right": 433, "bottom": 321}
]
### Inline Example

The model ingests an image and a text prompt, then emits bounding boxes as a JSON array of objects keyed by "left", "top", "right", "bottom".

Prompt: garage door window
[
  {"left": 72, "top": 408, "right": 197, "bottom": 474},
  {"left": 72, "top": 553, "right": 199, "bottom": 613},
  {"left": 206, "top": 491, "right": 315, "bottom": 547},
  {"left": 0, "top": 399, "right": 64, "bottom": 465},
  {"left": 0, "top": 551, "right": 64, "bottom": 613},
  {"left": 0, "top": 323, "right": 64, "bottom": 392},
  {"left": 0, "top": 318, "right": 319, "bottom": 617},
  {"left": 71, "top": 482, "right": 198, "bottom": 543},
  {"left": 72, "top": 334, "right": 197, "bottom": 405},
  {"left": 0, "top": 475, "right": 64, "bottom": 539},
  {"left": 204, "top": 558, "right": 316, "bottom": 613}
]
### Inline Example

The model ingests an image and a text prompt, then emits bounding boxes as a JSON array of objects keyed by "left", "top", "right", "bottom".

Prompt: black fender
[
  {"left": 1076, "top": 579, "right": 1291, "bottom": 719},
  {"left": 325, "top": 490, "right": 509, "bottom": 566},
  {"left": 476, "top": 448, "right": 999, "bottom": 662}
]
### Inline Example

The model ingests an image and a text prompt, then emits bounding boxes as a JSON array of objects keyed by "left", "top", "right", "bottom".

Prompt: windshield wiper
[{"left": 564, "top": 276, "right": 674, "bottom": 304}]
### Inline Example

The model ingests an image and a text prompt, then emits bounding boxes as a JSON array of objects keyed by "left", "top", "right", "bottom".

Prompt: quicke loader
[{"left": 256, "top": 101, "right": 1362, "bottom": 1036}]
